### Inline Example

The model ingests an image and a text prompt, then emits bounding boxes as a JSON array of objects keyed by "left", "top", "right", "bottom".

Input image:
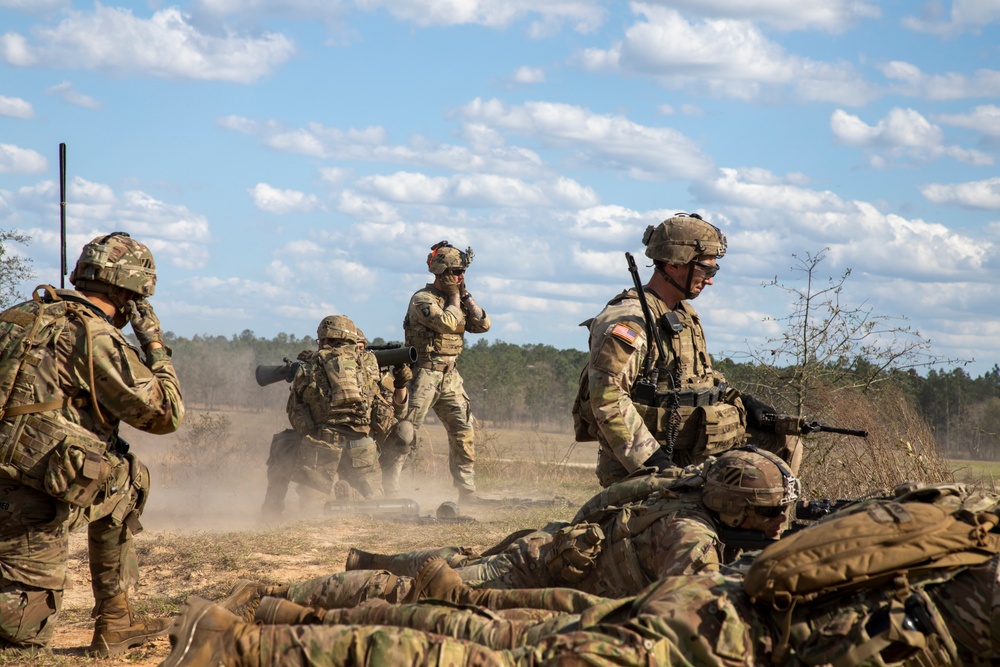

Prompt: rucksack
[
  {"left": 571, "top": 363, "right": 599, "bottom": 442},
  {"left": 744, "top": 494, "right": 1000, "bottom": 665}
]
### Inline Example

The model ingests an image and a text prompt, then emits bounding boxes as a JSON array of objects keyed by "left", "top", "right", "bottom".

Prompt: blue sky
[{"left": 1, "top": 1, "right": 999, "bottom": 375}]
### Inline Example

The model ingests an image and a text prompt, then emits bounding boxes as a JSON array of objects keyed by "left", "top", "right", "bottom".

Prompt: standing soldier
[
  {"left": 261, "top": 316, "right": 391, "bottom": 519},
  {"left": 396, "top": 241, "right": 490, "bottom": 501},
  {"left": 0, "top": 232, "right": 184, "bottom": 656},
  {"left": 575, "top": 213, "right": 800, "bottom": 487}
]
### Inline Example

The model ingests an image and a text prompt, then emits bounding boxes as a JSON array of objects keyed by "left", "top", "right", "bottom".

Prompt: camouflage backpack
[{"left": 744, "top": 484, "right": 1000, "bottom": 665}]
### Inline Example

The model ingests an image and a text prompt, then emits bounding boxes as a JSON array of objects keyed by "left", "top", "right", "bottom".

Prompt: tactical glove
[
  {"left": 642, "top": 447, "right": 673, "bottom": 472},
  {"left": 441, "top": 277, "right": 461, "bottom": 299},
  {"left": 127, "top": 298, "right": 164, "bottom": 349},
  {"left": 742, "top": 394, "right": 777, "bottom": 431},
  {"left": 393, "top": 364, "right": 413, "bottom": 388}
]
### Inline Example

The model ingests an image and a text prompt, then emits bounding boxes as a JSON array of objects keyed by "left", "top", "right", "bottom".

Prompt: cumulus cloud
[
  {"left": 0, "top": 4, "right": 295, "bottom": 83},
  {"left": 879, "top": 60, "right": 1000, "bottom": 100},
  {"left": 0, "top": 143, "right": 47, "bottom": 173},
  {"left": 512, "top": 65, "right": 545, "bottom": 84},
  {"left": 0, "top": 0, "right": 67, "bottom": 9},
  {"left": 459, "top": 97, "right": 715, "bottom": 180},
  {"left": 217, "top": 114, "right": 547, "bottom": 176},
  {"left": 937, "top": 105, "right": 1000, "bottom": 138},
  {"left": 352, "top": 0, "right": 606, "bottom": 34},
  {"left": 693, "top": 167, "right": 989, "bottom": 278},
  {"left": 830, "top": 107, "right": 993, "bottom": 166},
  {"left": 921, "top": 177, "right": 1000, "bottom": 210},
  {"left": 0, "top": 95, "right": 33, "bottom": 118},
  {"left": 577, "top": 4, "right": 879, "bottom": 105},
  {"left": 643, "top": 0, "right": 879, "bottom": 32},
  {"left": 248, "top": 183, "right": 322, "bottom": 214},
  {"left": 46, "top": 81, "right": 100, "bottom": 109},
  {"left": 902, "top": 0, "right": 1000, "bottom": 35},
  {"left": 355, "top": 171, "right": 599, "bottom": 209}
]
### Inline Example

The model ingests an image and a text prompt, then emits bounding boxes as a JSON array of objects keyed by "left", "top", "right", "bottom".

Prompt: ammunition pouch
[
  {"left": 0, "top": 414, "right": 114, "bottom": 508},
  {"left": 634, "top": 398, "right": 744, "bottom": 463}
]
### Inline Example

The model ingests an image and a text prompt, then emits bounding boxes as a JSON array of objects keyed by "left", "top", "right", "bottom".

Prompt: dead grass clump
[{"left": 799, "top": 382, "right": 952, "bottom": 499}]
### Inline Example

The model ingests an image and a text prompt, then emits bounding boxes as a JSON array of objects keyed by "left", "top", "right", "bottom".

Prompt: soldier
[
  {"left": 218, "top": 448, "right": 799, "bottom": 616},
  {"left": 0, "top": 232, "right": 184, "bottom": 656},
  {"left": 397, "top": 241, "right": 490, "bottom": 501},
  {"left": 261, "top": 316, "right": 409, "bottom": 518},
  {"left": 361, "top": 333, "right": 413, "bottom": 498},
  {"left": 162, "top": 487, "right": 1000, "bottom": 666},
  {"left": 576, "top": 212, "right": 800, "bottom": 488}
]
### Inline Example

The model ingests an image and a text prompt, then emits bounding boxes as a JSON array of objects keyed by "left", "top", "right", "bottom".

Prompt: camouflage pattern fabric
[
  {"left": 0, "top": 288, "right": 183, "bottom": 648},
  {"left": 402, "top": 283, "right": 489, "bottom": 493},
  {"left": 405, "top": 366, "right": 477, "bottom": 493}
]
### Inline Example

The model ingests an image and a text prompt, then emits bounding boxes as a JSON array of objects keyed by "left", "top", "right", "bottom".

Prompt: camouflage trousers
[
  {"left": 0, "top": 452, "right": 148, "bottom": 648},
  {"left": 262, "top": 430, "right": 382, "bottom": 518},
  {"left": 405, "top": 367, "right": 475, "bottom": 493}
]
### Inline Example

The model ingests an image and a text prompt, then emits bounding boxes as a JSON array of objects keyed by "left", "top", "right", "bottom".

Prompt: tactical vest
[
  {"left": 0, "top": 286, "right": 118, "bottom": 507},
  {"left": 573, "top": 289, "right": 745, "bottom": 461},
  {"left": 403, "top": 286, "right": 465, "bottom": 359},
  {"left": 290, "top": 344, "right": 380, "bottom": 436}
]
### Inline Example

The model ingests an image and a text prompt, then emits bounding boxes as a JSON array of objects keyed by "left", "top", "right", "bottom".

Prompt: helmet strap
[{"left": 656, "top": 263, "right": 698, "bottom": 300}]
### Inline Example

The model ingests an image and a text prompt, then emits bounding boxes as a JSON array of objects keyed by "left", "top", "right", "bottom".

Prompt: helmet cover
[
  {"left": 702, "top": 447, "right": 800, "bottom": 527},
  {"left": 643, "top": 213, "right": 727, "bottom": 265},
  {"left": 317, "top": 315, "right": 359, "bottom": 343},
  {"left": 69, "top": 231, "right": 157, "bottom": 296},
  {"left": 427, "top": 241, "right": 474, "bottom": 275}
]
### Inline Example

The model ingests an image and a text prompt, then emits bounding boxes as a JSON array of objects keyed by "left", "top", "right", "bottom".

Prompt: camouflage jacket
[
  {"left": 287, "top": 343, "right": 381, "bottom": 439},
  {"left": 403, "top": 284, "right": 490, "bottom": 363}
]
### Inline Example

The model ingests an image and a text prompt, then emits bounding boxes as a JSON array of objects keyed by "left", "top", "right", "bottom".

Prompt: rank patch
[{"left": 610, "top": 323, "right": 640, "bottom": 345}]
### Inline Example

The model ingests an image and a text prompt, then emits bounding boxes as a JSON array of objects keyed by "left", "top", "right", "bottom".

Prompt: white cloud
[
  {"left": 352, "top": 0, "right": 606, "bottom": 34},
  {"left": 459, "top": 97, "right": 715, "bottom": 180},
  {"left": 0, "top": 4, "right": 295, "bottom": 83},
  {"left": 921, "top": 177, "right": 1000, "bottom": 210},
  {"left": 248, "top": 182, "right": 322, "bottom": 214},
  {"left": 577, "top": 4, "right": 879, "bottom": 105},
  {"left": 642, "top": 0, "right": 880, "bottom": 32},
  {"left": 512, "top": 65, "right": 545, "bottom": 84},
  {"left": 46, "top": 81, "right": 100, "bottom": 109},
  {"left": 218, "top": 114, "right": 547, "bottom": 176},
  {"left": 0, "top": 143, "right": 47, "bottom": 173},
  {"left": 937, "top": 105, "right": 1000, "bottom": 138},
  {"left": 902, "top": 0, "right": 1000, "bottom": 35},
  {"left": 0, "top": 0, "right": 67, "bottom": 9},
  {"left": 830, "top": 107, "right": 992, "bottom": 166},
  {"left": 356, "top": 171, "right": 599, "bottom": 208},
  {"left": 337, "top": 190, "right": 401, "bottom": 225},
  {"left": 880, "top": 60, "right": 1000, "bottom": 100},
  {"left": 693, "top": 167, "right": 990, "bottom": 278},
  {"left": 0, "top": 95, "right": 33, "bottom": 118}
]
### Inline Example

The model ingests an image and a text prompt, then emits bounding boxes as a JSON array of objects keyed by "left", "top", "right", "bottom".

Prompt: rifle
[
  {"left": 793, "top": 498, "right": 857, "bottom": 522},
  {"left": 759, "top": 413, "right": 868, "bottom": 438},
  {"left": 254, "top": 357, "right": 305, "bottom": 387}
]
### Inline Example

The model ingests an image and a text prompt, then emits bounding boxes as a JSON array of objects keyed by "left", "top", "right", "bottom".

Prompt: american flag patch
[{"left": 610, "top": 323, "right": 640, "bottom": 345}]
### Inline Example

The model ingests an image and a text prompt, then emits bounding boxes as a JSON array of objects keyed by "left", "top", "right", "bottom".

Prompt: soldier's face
[{"left": 740, "top": 505, "right": 788, "bottom": 539}]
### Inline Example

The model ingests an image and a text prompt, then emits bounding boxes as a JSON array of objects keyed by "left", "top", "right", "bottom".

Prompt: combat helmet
[
  {"left": 317, "top": 315, "right": 359, "bottom": 343},
  {"left": 427, "top": 241, "right": 474, "bottom": 275},
  {"left": 643, "top": 213, "right": 726, "bottom": 265},
  {"left": 702, "top": 446, "right": 800, "bottom": 527},
  {"left": 69, "top": 231, "right": 156, "bottom": 297}
]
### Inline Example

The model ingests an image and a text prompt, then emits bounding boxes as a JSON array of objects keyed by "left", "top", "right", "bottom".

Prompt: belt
[
  {"left": 416, "top": 360, "right": 456, "bottom": 373},
  {"left": 643, "top": 383, "right": 727, "bottom": 408}
]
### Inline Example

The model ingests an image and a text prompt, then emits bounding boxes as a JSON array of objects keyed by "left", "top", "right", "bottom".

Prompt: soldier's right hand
[
  {"left": 126, "top": 298, "right": 164, "bottom": 349},
  {"left": 392, "top": 364, "right": 413, "bottom": 388}
]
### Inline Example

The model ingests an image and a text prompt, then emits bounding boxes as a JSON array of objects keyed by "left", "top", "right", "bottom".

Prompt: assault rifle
[{"left": 759, "top": 413, "right": 869, "bottom": 439}]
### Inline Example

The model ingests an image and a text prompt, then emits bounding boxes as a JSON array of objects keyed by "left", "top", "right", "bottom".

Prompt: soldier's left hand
[
  {"left": 393, "top": 364, "right": 413, "bottom": 388},
  {"left": 127, "top": 298, "right": 164, "bottom": 349}
]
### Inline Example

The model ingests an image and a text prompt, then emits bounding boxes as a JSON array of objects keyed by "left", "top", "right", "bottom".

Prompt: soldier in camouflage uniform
[
  {"left": 261, "top": 317, "right": 410, "bottom": 517},
  {"left": 397, "top": 241, "right": 490, "bottom": 500},
  {"left": 163, "top": 483, "right": 1000, "bottom": 666},
  {"left": 576, "top": 213, "right": 801, "bottom": 487},
  {"left": 0, "top": 232, "right": 184, "bottom": 656},
  {"left": 217, "top": 448, "right": 798, "bottom": 616},
  {"left": 162, "top": 550, "right": 1000, "bottom": 666}
]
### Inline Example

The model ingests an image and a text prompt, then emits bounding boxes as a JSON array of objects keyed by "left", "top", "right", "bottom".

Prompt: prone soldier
[{"left": 0, "top": 232, "right": 184, "bottom": 656}]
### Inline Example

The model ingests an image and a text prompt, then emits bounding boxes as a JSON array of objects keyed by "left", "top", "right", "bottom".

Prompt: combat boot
[
  {"left": 218, "top": 580, "right": 290, "bottom": 622},
  {"left": 254, "top": 597, "right": 325, "bottom": 625},
  {"left": 88, "top": 591, "right": 171, "bottom": 658},
  {"left": 345, "top": 547, "right": 392, "bottom": 571},
  {"left": 408, "top": 556, "right": 469, "bottom": 603},
  {"left": 162, "top": 597, "right": 259, "bottom": 667}
]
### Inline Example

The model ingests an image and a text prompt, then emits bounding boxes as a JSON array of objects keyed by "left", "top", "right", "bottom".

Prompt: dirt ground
[{"left": 0, "top": 415, "right": 597, "bottom": 667}]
